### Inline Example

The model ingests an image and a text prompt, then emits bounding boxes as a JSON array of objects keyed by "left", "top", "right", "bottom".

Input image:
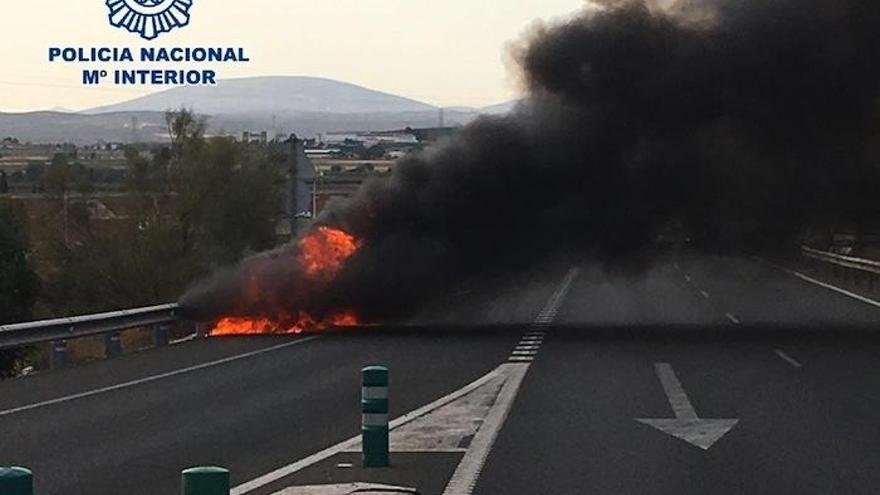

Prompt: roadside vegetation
[
  {"left": 0, "top": 201, "right": 40, "bottom": 377},
  {"left": 0, "top": 109, "right": 286, "bottom": 376}
]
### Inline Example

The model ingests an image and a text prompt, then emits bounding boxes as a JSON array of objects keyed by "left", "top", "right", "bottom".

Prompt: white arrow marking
[{"left": 636, "top": 363, "right": 738, "bottom": 450}]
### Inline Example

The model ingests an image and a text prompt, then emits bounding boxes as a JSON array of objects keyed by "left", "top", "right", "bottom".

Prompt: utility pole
[
  {"left": 63, "top": 190, "right": 70, "bottom": 247},
  {"left": 286, "top": 135, "right": 315, "bottom": 238}
]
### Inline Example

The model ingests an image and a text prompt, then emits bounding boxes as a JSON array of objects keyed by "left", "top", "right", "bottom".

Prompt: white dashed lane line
[
  {"left": 680, "top": 269, "right": 744, "bottom": 327},
  {"left": 506, "top": 268, "right": 579, "bottom": 364},
  {"left": 774, "top": 349, "right": 803, "bottom": 368}
]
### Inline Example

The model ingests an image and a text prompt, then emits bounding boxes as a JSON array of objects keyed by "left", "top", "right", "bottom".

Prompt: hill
[
  {"left": 85, "top": 76, "right": 437, "bottom": 115},
  {"left": 1, "top": 77, "right": 520, "bottom": 144}
]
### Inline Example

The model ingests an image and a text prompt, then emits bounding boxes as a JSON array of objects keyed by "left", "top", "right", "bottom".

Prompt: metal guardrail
[
  {"left": 802, "top": 246, "right": 880, "bottom": 275},
  {"left": 0, "top": 303, "right": 180, "bottom": 351}
]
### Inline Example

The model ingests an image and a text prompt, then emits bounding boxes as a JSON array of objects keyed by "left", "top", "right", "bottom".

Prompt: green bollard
[
  {"left": 362, "top": 365, "right": 389, "bottom": 467},
  {"left": 181, "top": 466, "right": 229, "bottom": 495},
  {"left": 0, "top": 466, "right": 33, "bottom": 495}
]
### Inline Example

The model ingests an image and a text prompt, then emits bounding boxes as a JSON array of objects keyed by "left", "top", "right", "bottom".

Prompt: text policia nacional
[{"left": 48, "top": 47, "right": 250, "bottom": 86}]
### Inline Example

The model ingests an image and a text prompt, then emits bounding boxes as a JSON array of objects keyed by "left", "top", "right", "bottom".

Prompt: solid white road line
[
  {"left": 233, "top": 267, "right": 581, "bottom": 495},
  {"left": 0, "top": 336, "right": 321, "bottom": 418},
  {"left": 230, "top": 368, "right": 502, "bottom": 494},
  {"left": 441, "top": 268, "right": 580, "bottom": 495},
  {"left": 442, "top": 363, "right": 530, "bottom": 495},
  {"left": 790, "top": 271, "right": 880, "bottom": 309},
  {"left": 774, "top": 349, "right": 803, "bottom": 368},
  {"left": 762, "top": 259, "right": 880, "bottom": 310}
]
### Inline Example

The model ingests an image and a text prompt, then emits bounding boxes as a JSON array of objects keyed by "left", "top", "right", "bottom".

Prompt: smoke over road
[{"left": 181, "top": 0, "right": 880, "bottom": 327}]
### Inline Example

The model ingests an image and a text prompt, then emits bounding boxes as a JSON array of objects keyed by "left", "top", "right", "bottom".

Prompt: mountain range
[{"left": 0, "top": 77, "right": 517, "bottom": 144}]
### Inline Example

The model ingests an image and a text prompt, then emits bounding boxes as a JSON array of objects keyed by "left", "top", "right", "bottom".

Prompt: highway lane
[
  {"left": 476, "top": 333, "right": 880, "bottom": 494},
  {"left": 0, "top": 337, "right": 317, "bottom": 413},
  {"left": 675, "top": 255, "right": 880, "bottom": 326},
  {"left": 0, "top": 261, "right": 579, "bottom": 495},
  {"left": 474, "top": 255, "right": 880, "bottom": 495},
  {"left": 0, "top": 330, "right": 524, "bottom": 495},
  {"left": 4, "top": 253, "right": 880, "bottom": 495}
]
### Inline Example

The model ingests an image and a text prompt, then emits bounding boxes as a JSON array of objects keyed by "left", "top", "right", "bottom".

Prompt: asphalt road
[
  {"left": 2, "top": 253, "right": 879, "bottom": 495},
  {"left": 0, "top": 331, "right": 522, "bottom": 494},
  {"left": 476, "top": 254, "right": 880, "bottom": 495}
]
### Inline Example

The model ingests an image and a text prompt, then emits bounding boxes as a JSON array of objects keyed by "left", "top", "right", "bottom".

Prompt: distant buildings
[
  {"left": 241, "top": 131, "right": 269, "bottom": 144},
  {"left": 2, "top": 125, "right": 461, "bottom": 239},
  {"left": 276, "top": 126, "right": 460, "bottom": 237},
  {"left": 0, "top": 139, "right": 133, "bottom": 194}
]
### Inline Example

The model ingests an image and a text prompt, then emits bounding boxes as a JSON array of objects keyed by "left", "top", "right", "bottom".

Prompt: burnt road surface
[{"left": 2, "top": 253, "right": 880, "bottom": 495}]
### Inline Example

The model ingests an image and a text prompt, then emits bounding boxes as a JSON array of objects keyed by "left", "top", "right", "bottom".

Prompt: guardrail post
[
  {"left": 154, "top": 324, "right": 171, "bottom": 347},
  {"left": 362, "top": 365, "right": 389, "bottom": 467},
  {"left": 104, "top": 331, "right": 122, "bottom": 358},
  {"left": 181, "top": 466, "right": 229, "bottom": 495},
  {"left": 0, "top": 466, "right": 33, "bottom": 495},
  {"left": 51, "top": 339, "right": 69, "bottom": 369}
]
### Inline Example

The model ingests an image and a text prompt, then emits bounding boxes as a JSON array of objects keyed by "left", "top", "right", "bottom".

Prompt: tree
[
  {"left": 165, "top": 109, "right": 283, "bottom": 262},
  {"left": 72, "top": 163, "right": 94, "bottom": 195},
  {"left": 364, "top": 143, "right": 387, "bottom": 160},
  {"left": 0, "top": 201, "right": 40, "bottom": 377},
  {"left": 39, "top": 109, "right": 285, "bottom": 317},
  {"left": 43, "top": 153, "right": 74, "bottom": 197},
  {"left": 25, "top": 162, "right": 45, "bottom": 185},
  {"left": 125, "top": 145, "right": 160, "bottom": 192},
  {"left": 193, "top": 138, "right": 285, "bottom": 262},
  {"left": 166, "top": 108, "right": 206, "bottom": 193}
]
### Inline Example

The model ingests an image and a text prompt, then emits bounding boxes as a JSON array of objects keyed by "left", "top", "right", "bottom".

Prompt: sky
[{"left": 0, "top": 0, "right": 587, "bottom": 113}]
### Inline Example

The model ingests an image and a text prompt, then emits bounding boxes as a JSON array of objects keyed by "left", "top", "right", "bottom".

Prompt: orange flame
[
  {"left": 209, "top": 226, "right": 362, "bottom": 336},
  {"left": 298, "top": 226, "right": 360, "bottom": 281},
  {"left": 211, "top": 310, "right": 360, "bottom": 336}
]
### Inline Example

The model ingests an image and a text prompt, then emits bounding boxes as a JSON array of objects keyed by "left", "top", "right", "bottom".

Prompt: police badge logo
[{"left": 106, "top": 0, "right": 193, "bottom": 40}]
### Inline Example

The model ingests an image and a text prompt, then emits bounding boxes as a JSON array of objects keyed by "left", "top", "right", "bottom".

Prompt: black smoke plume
[{"left": 181, "top": 0, "right": 880, "bottom": 324}]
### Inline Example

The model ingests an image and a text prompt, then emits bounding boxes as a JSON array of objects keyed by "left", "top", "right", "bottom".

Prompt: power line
[{"left": 0, "top": 79, "right": 150, "bottom": 94}]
